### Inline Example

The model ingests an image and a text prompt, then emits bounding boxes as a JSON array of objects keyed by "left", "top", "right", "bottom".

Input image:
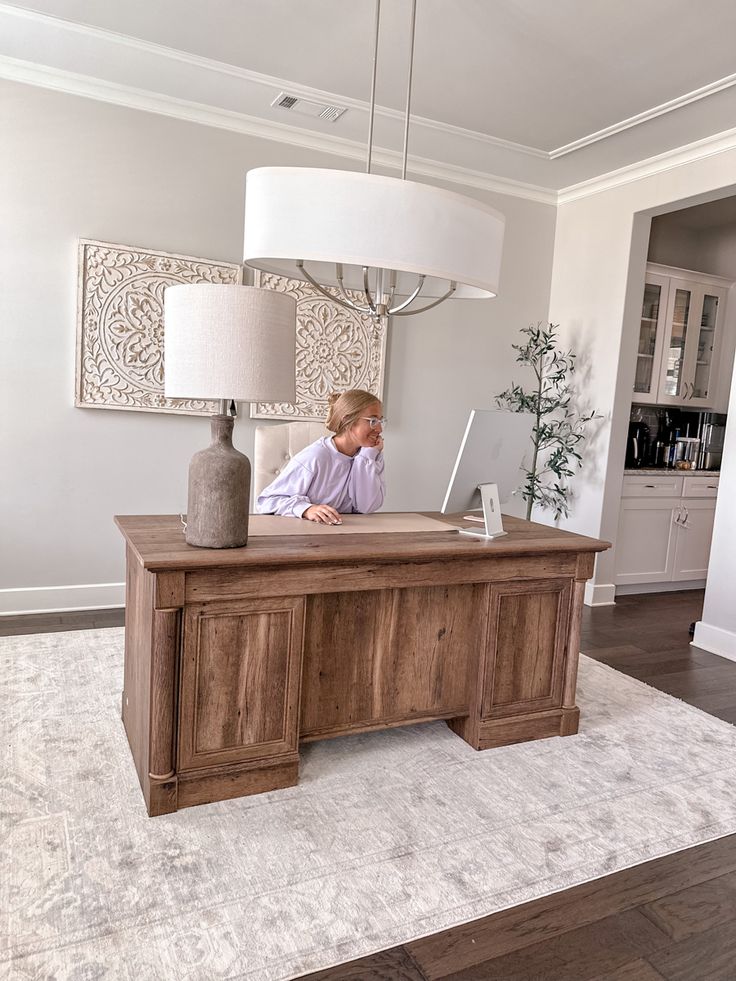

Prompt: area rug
[{"left": 4, "top": 628, "right": 736, "bottom": 980}]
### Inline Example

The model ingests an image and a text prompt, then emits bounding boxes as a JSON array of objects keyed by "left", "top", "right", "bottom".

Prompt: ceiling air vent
[{"left": 271, "top": 92, "right": 347, "bottom": 123}]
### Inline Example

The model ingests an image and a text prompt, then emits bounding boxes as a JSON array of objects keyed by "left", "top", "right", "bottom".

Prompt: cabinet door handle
[
  {"left": 707, "top": 485, "right": 718, "bottom": 489},
  {"left": 681, "top": 505, "right": 690, "bottom": 528}
]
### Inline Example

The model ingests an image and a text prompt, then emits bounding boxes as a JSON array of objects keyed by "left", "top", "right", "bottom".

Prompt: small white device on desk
[{"left": 441, "top": 409, "right": 535, "bottom": 539}]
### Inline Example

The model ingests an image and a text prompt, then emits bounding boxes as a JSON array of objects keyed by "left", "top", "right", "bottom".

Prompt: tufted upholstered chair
[{"left": 252, "top": 420, "right": 330, "bottom": 503}]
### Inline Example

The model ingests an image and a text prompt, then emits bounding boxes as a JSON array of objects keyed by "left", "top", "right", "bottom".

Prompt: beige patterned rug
[{"left": 4, "top": 627, "right": 736, "bottom": 980}]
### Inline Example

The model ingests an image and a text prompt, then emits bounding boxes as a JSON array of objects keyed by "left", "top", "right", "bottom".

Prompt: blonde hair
[{"left": 325, "top": 389, "right": 381, "bottom": 435}]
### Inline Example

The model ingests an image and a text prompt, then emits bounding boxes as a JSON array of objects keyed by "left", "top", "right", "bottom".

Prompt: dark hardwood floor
[
  {"left": 0, "top": 607, "right": 124, "bottom": 636},
  {"left": 4, "top": 591, "right": 736, "bottom": 980}
]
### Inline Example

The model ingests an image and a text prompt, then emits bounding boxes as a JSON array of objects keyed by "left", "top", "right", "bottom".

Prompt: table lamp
[{"left": 164, "top": 284, "right": 296, "bottom": 548}]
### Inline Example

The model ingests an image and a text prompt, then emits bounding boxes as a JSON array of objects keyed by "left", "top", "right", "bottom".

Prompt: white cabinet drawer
[
  {"left": 622, "top": 475, "right": 683, "bottom": 498},
  {"left": 682, "top": 475, "right": 720, "bottom": 498}
]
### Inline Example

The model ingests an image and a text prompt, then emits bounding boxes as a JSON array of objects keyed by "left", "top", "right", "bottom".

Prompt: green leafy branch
[{"left": 496, "top": 322, "right": 598, "bottom": 521}]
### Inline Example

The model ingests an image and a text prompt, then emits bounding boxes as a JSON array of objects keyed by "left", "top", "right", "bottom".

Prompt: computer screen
[{"left": 441, "top": 408, "right": 535, "bottom": 515}]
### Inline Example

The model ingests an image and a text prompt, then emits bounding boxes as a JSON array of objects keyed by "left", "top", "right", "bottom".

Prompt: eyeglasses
[{"left": 361, "top": 416, "right": 386, "bottom": 429}]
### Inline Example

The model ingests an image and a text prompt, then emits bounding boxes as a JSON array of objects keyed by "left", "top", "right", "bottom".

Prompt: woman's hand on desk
[{"left": 304, "top": 504, "right": 343, "bottom": 525}]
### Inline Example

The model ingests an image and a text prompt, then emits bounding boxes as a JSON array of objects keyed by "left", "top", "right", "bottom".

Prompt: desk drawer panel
[
  {"left": 178, "top": 596, "right": 304, "bottom": 771},
  {"left": 185, "top": 554, "right": 579, "bottom": 602},
  {"left": 300, "top": 584, "right": 487, "bottom": 737},
  {"left": 482, "top": 578, "right": 570, "bottom": 719}
]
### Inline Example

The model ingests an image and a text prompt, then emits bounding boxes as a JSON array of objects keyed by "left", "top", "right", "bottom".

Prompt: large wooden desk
[{"left": 115, "top": 513, "right": 608, "bottom": 816}]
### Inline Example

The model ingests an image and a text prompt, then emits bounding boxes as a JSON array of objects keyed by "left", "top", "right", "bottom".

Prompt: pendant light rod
[
  {"left": 401, "top": 0, "right": 418, "bottom": 180},
  {"left": 366, "top": 0, "right": 381, "bottom": 174}
]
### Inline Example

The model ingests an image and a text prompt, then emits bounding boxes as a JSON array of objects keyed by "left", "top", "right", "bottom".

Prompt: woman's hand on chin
[{"left": 304, "top": 504, "right": 343, "bottom": 525}]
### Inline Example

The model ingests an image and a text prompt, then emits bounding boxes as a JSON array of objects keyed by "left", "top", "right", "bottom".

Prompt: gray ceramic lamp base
[{"left": 185, "top": 415, "right": 251, "bottom": 548}]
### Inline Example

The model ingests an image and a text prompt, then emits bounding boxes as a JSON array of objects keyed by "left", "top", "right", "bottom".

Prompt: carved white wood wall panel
[
  {"left": 251, "top": 272, "right": 388, "bottom": 422},
  {"left": 75, "top": 239, "right": 241, "bottom": 415}
]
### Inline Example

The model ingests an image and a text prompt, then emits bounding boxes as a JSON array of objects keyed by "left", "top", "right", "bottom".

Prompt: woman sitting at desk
[{"left": 256, "top": 389, "right": 385, "bottom": 524}]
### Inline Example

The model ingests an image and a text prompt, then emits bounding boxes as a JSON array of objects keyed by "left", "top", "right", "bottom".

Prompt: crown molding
[
  {"left": 0, "top": 55, "right": 556, "bottom": 204},
  {"left": 4, "top": 3, "right": 736, "bottom": 209},
  {"left": 558, "top": 125, "right": 736, "bottom": 204},
  {"left": 5, "top": 1, "right": 735, "bottom": 166},
  {"left": 551, "top": 71, "right": 736, "bottom": 158},
  {"left": 0, "top": 2, "right": 548, "bottom": 162}
]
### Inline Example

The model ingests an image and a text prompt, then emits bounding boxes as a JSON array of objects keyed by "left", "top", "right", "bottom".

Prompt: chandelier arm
[
  {"left": 401, "top": 0, "right": 418, "bottom": 180},
  {"left": 385, "top": 269, "right": 397, "bottom": 314},
  {"left": 297, "top": 261, "right": 371, "bottom": 316},
  {"left": 366, "top": 0, "right": 381, "bottom": 175},
  {"left": 363, "top": 266, "right": 378, "bottom": 314},
  {"left": 335, "top": 264, "right": 356, "bottom": 305},
  {"left": 391, "top": 281, "right": 457, "bottom": 317},
  {"left": 387, "top": 274, "right": 425, "bottom": 314}
]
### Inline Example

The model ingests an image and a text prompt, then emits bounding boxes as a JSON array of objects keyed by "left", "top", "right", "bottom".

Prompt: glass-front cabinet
[
  {"left": 633, "top": 273, "right": 669, "bottom": 403},
  {"left": 688, "top": 291, "right": 721, "bottom": 404},
  {"left": 634, "top": 264, "right": 729, "bottom": 408},
  {"left": 662, "top": 284, "right": 692, "bottom": 400}
]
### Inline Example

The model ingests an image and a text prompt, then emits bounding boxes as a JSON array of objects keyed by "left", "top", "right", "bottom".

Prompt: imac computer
[{"left": 441, "top": 409, "right": 535, "bottom": 539}]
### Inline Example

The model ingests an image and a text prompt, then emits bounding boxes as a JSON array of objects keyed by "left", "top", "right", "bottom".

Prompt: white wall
[
  {"left": 694, "top": 364, "right": 736, "bottom": 659},
  {"left": 647, "top": 220, "right": 702, "bottom": 269},
  {"left": 0, "top": 80, "right": 557, "bottom": 613},
  {"left": 548, "top": 156, "right": 736, "bottom": 614}
]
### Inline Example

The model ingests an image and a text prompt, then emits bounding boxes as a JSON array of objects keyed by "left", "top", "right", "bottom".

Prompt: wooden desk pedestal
[{"left": 116, "top": 514, "right": 608, "bottom": 816}]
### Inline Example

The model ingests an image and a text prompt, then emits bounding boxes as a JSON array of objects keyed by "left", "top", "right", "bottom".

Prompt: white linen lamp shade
[
  {"left": 243, "top": 166, "right": 505, "bottom": 303},
  {"left": 163, "top": 284, "right": 297, "bottom": 549},
  {"left": 164, "top": 284, "right": 296, "bottom": 402}
]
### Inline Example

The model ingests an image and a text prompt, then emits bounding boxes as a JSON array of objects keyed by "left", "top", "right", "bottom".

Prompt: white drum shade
[
  {"left": 243, "top": 167, "right": 505, "bottom": 299},
  {"left": 164, "top": 285, "right": 296, "bottom": 402}
]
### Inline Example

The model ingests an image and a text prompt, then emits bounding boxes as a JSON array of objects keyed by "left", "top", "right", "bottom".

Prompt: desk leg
[
  {"left": 451, "top": 577, "right": 579, "bottom": 750},
  {"left": 559, "top": 577, "right": 586, "bottom": 736},
  {"left": 121, "top": 557, "right": 182, "bottom": 817},
  {"left": 146, "top": 607, "right": 180, "bottom": 815}
]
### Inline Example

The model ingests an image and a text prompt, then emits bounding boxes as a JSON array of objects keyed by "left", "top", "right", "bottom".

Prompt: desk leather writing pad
[{"left": 248, "top": 512, "right": 459, "bottom": 536}]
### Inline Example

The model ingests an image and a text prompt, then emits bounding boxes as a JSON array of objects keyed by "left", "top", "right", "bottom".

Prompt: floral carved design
[
  {"left": 75, "top": 240, "right": 241, "bottom": 415},
  {"left": 251, "top": 273, "right": 387, "bottom": 421}
]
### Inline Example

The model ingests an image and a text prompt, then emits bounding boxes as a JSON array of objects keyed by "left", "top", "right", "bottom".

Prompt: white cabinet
[
  {"left": 672, "top": 499, "right": 716, "bottom": 581},
  {"left": 615, "top": 474, "right": 718, "bottom": 588},
  {"left": 634, "top": 264, "right": 732, "bottom": 408},
  {"left": 616, "top": 498, "right": 680, "bottom": 583}
]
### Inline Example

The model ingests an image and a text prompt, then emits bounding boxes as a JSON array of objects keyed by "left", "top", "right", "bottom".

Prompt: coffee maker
[{"left": 625, "top": 419, "right": 650, "bottom": 468}]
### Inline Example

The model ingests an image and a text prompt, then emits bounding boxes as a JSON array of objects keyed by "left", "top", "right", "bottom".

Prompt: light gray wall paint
[
  {"left": 647, "top": 220, "right": 701, "bottom": 269},
  {"left": 1, "top": 81, "right": 556, "bottom": 609},
  {"left": 648, "top": 213, "right": 736, "bottom": 278}
]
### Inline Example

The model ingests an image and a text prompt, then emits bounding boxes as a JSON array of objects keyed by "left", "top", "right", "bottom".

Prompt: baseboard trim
[
  {"left": 693, "top": 621, "right": 736, "bottom": 662},
  {"left": 584, "top": 582, "right": 616, "bottom": 607},
  {"left": 616, "top": 580, "right": 706, "bottom": 596},
  {"left": 0, "top": 583, "right": 125, "bottom": 615}
]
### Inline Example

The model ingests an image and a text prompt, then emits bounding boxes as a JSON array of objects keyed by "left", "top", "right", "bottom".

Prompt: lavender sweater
[{"left": 256, "top": 436, "right": 385, "bottom": 518}]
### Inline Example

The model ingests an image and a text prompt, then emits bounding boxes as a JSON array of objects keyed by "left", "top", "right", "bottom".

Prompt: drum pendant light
[{"left": 243, "top": 0, "right": 505, "bottom": 321}]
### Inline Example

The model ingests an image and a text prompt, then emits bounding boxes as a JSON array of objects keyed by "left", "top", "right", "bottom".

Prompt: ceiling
[{"left": 3, "top": 0, "right": 736, "bottom": 197}]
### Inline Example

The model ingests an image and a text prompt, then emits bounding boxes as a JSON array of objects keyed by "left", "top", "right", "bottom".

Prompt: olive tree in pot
[{"left": 496, "top": 322, "right": 598, "bottom": 521}]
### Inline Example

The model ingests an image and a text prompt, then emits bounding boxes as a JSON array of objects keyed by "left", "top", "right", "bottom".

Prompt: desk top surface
[{"left": 115, "top": 513, "right": 610, "bottom": 572}]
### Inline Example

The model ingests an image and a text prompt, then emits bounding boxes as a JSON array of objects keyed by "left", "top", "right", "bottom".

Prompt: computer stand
[{"left": 459, "top": 482, "right": 508, "bottom": 539}]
